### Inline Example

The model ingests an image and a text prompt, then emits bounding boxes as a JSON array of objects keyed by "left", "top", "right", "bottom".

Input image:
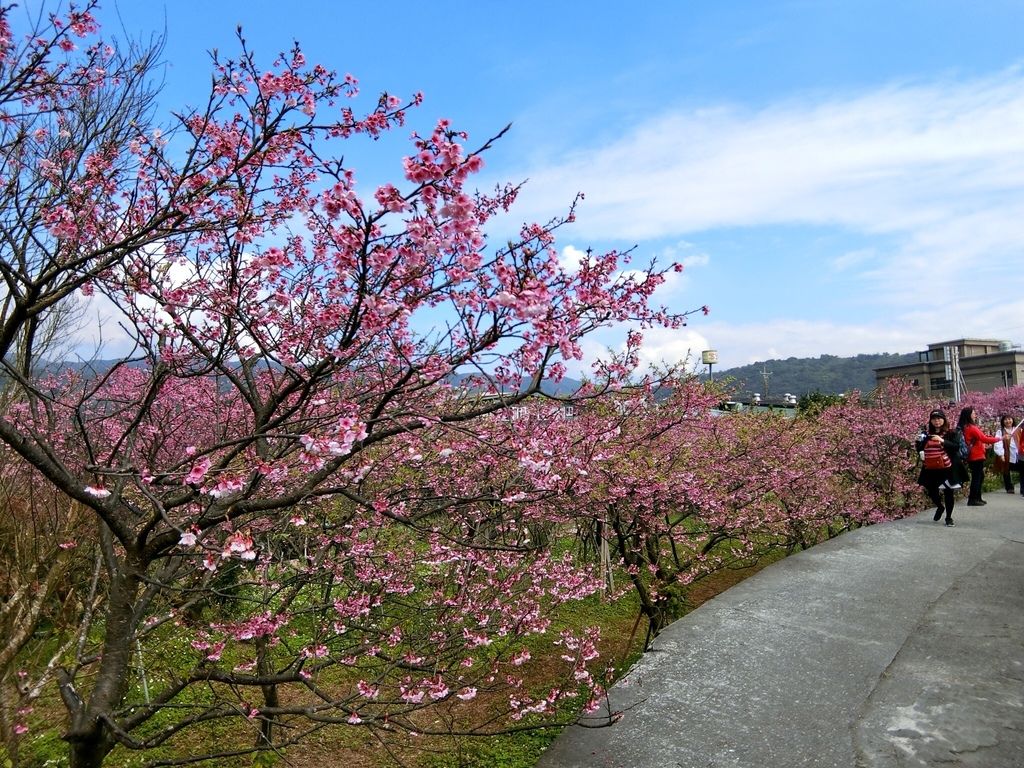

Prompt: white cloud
[
  {"left": 830, "top": 248, "right": 875, "bottom": 272},
  {"left": 558, "top": 244, "right": 590, "bottom": 272},
  {"left": 695, "top": 304, "right": 1024, "bottom": 373},
  {"left": 564, "top": 324, "right": 711, "bottom": 380},
  {"left": 509, "top": 68, "right": 1024, "bottom": 245},
  {"left": 658, "top": 240, "right": 710, "bottom": 269},
  {"left": 71, "top": 289, "right": 139, "bottom": 360},
  {"left": 698, "top": 319, "right": 920, "bottom": 370},
  {"left": 499, "top": 67, "right": 1024, "bottom": 367},
  {"left": 634, "top": 326, "right": 711, "bottom": 371}
]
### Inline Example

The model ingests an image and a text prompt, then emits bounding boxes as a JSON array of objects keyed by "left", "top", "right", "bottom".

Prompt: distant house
[{"left": 874, "top": 338, "right": 1024, "bottom": 398}]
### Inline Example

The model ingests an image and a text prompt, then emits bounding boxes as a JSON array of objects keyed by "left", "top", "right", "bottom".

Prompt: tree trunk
[
  {"left": 256, "top": 637, "right": 279, "bottom": 748},
  {"left": 63, "top": 553, "right": 143, "bottom": 768}
]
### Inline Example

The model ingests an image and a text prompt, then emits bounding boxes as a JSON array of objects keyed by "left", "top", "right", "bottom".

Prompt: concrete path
[{"left": 536, "top": 492, "right": 1024, "bottom": 768}]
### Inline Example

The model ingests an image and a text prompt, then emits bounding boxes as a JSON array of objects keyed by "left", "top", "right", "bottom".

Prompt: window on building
[{"left": 930, "top": 377, "right": 952, "bottom": 391}]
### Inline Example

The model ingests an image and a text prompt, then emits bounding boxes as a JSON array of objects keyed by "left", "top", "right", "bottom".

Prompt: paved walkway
[{"left": 536, "top": 492, "right": 1024, "bottom": 768}]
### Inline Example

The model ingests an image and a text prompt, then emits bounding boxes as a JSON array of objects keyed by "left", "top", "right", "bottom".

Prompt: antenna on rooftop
[{"left": 944, "top": 346, "right": 967, "bottom": 402}]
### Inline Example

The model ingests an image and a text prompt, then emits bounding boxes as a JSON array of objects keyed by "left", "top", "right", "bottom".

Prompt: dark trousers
[
  {"left": 1002, "top": 469, "right": 1015, "bottom": 493},
  {"left": 925, "top": 483, "right": 955, "bottom": 520},
  {"left": 1010, "top": 461, "right": 1024, "bottom": 495},
  {"left": 968, "top": 459, "right": 985, "bottom": 501}
]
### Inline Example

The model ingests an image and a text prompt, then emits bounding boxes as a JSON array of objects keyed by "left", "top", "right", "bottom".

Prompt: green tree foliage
[
  {"left": 709, "top": 352, "right": 917, "bottom": 399},
  {"left": 797, "top": 391, "right": 847, "bottom": 418}
]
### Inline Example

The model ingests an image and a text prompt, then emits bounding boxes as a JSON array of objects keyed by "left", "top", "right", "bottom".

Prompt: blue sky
[{"left": 24, "top": 0, "right": 1024, "bottom": 370}]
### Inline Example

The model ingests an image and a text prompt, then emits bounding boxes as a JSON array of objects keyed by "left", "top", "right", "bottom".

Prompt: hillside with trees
[{"left": 709, "top": 352, "right": 917, "bottom": 399}]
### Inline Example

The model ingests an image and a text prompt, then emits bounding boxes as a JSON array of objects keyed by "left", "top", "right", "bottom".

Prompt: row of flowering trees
[
  {"left": 0, "top": 4, "right": 963, "bottom": 767},
  {"left": 519, "top": 378, "right": 926, "bottom": 642},
  {"left": 961, "top": 386, "right": 1024, "bottom": 423},
  {"left": 0, "top": 369, "right": 931, "bottom": 767}
]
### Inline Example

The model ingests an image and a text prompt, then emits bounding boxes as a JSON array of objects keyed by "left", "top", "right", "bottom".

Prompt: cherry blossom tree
[
  {"left": 959, "top": 385, "right": 1024, "bottom": 425},
  {"left": 0, "top": 4, "right": 164, "bottom": 764},
  {"left": 556, "top": 378, "right": 922, "bottom": 645},
  {"left": 0, "top": 5, "right": 701, "bottom": 766},
  {"left": 823, "top": 380, "right": 923, "bottom": 522}
]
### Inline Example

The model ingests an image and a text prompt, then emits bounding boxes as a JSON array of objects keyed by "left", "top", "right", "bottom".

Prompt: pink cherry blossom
[
  {"left": 221, "top": 531, "right": 256, "bottom": 561},
  {"left": 184, "top": 457, "right": 212, "bottom": 485},
  {"left": 178, "top": 528, "right": 198, "bottom": 547}
]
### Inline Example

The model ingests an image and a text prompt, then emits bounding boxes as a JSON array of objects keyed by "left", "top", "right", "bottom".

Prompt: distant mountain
[
  {"left": 44, "top": 353, "right": 910, "bottom": 400},
  {"left": 444, "top": 371, "right": 584, "bottom": 396},
  {"left": 42, "top": 360, "right": 584, "bottom": 396},
  {"left": 705, "top": 352, "right": 917, "bottom": 399}
]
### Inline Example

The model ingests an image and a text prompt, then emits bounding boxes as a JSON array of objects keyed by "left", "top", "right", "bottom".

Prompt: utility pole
[
  {"left": 944, "top": 345, "right": 966, "bottom": 402},
  {"left": 760, "top": 364, "right": 772, "bottom": 400},
  {"left": 952, "top": 348, "right": 965, "bottom": 402}
]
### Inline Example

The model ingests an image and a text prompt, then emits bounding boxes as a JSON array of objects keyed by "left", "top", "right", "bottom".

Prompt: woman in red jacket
[{"left": 957, "top": 406, "right": 1000, "bottom": 506}]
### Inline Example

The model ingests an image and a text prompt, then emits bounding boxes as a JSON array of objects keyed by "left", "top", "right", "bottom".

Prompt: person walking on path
[
  {"left": 957, "top": 406, "right": 999, "bottom": 506},
  {"left": 992, "top": 414, "right": 1022, "bottom": 494},
  {"left": 916, "top": 409, "right": 961, "bottom": 525}
]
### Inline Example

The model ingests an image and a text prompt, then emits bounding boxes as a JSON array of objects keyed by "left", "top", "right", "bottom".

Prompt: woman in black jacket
[{"left": 916, "top": 409, "right": 962, "bottom": 526}]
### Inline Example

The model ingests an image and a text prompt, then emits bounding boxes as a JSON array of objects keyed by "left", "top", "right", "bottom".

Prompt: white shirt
[{"left": 993, "top": 428, "right": 1020, "bottom": 463}]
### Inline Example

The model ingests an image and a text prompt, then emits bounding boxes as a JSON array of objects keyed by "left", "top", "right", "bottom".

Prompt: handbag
[{"left": 923, "top": 449, "right": 951, "bottom": 470}]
